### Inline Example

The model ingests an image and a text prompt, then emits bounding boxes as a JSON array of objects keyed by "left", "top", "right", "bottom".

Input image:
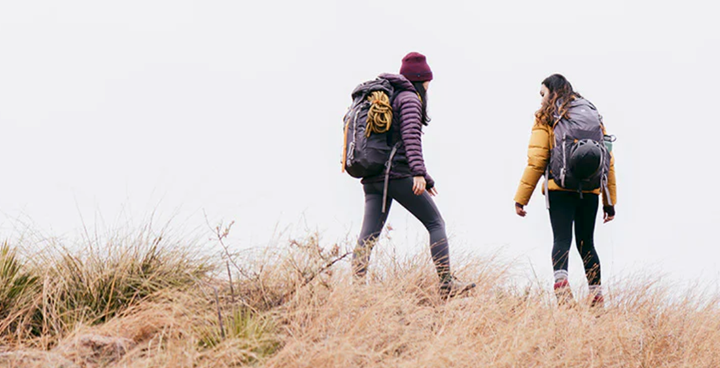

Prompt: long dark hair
[
  {"left": 411, "top": 81, "right": 431, "bottom": 125},
  {"left": 536, "top": 74, "right": 583, "bottom": 126}
]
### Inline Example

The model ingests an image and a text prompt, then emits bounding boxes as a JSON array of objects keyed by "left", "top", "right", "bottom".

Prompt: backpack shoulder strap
[{"left": 546, "top": 121, "right": 557, "bottom": 150}]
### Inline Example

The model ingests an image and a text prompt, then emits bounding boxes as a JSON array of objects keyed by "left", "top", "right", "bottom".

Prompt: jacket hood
[{"left": 378, "top": 73, "right": 416, "bottom": 93}]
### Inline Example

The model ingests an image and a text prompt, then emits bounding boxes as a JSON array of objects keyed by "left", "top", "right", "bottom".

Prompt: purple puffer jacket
[{"left": 361, "top": 73, "right": 435, "bottom": 189}]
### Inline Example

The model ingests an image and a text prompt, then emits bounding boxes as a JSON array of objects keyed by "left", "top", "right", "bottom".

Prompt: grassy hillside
[{"left": 1, "top": 228, "right": 718, "bottom": 367}]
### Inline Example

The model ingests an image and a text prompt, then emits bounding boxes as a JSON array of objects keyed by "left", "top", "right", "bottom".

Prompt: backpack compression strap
[{"left": 382, "top": 143, "right": 401, "bottom": 213}]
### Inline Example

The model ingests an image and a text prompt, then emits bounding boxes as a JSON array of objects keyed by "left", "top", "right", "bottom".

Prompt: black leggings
[
  {"left": 549, "top": 191, "right": 601, "bottom": 286},
  {"left": 354, "top": 177, "right": 450, "bottom": 281}
]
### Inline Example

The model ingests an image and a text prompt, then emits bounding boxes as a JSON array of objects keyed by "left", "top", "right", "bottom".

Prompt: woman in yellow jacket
[{"left": 514, "top": 74, "right": 617, "bottom": 308}]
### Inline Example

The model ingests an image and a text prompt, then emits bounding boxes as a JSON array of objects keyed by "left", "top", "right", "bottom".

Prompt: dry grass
[{"left": 1, "top": 229, "right": 719, "bottom": 367}]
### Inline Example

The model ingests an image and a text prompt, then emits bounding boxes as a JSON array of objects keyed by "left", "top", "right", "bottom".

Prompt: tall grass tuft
[
  {"left": 39, "top": 235, "right": 212, "bottom": 335},
  {"left": 199, "top": 307, "right": 281, "bottom": 364},
  {"left": 0, "top": 229, "right": 213, "bottom": 343},
  {"left": 0, "top": 243, "right": 40, "bottom": 338}
]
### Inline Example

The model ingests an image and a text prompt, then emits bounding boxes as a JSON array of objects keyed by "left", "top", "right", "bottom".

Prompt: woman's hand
[
  {"left": 412, "top": 176, "right": 426, "bottom": 195},
  {"left": 428, "top": 187, "right": 438, "bottom": 196},
  {"left": 515, "top": 203, "right": 527, "bottom": 217}
]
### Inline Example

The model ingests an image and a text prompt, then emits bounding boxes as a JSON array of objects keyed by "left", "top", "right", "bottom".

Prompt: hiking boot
[
  {"left": 553, "top": 279, "right": 575, "bottom": 307},
  {"left": 440, "top": 277, "right": 476, "bottom": 299}
]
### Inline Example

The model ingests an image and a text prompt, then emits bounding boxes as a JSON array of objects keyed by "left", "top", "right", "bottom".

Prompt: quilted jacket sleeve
[
  {"left": 514, "top": 122, "right": 551, "bottom": 206},
  {"left": 602, "top": 125, "right": 617, "bottom": 207},
  {"left": 397, "top": 92, "right": 432, "bottom": 186}
]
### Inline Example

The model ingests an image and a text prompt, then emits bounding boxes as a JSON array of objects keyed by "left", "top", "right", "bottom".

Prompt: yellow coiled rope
[{"left": 365, "top": 91, "right": 393, "bottom": 137}]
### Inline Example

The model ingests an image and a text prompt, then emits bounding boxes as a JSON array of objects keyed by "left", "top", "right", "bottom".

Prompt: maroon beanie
[{"left": 399, "top": 52, "right": 433, "bottom": 82}]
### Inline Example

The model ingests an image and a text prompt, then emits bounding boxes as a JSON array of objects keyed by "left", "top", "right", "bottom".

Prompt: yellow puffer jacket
[{"left": 514, "top": 120, "right": 617, "bottom": 207}]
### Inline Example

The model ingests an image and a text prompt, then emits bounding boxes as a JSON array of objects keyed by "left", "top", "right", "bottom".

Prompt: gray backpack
[
  {"left": 342, "top": 78, "right": 397, "bottom": 179},
  {"left": 545, "top": 98, "right": 613, "bottom": 208}
]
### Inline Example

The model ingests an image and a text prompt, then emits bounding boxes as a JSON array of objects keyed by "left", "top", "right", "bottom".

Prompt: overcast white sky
[{"left": 1, "top": 1, "right": 718, "bottom": 290}]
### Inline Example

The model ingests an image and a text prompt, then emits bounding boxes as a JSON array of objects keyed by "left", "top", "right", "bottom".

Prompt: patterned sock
[
  {"left": 553, "top": 271, "right": 574, "bottom": 306},
  {"left": 589, "top": 285, "right": 604, "bottom": 308},
  {"left": 553, "top": 270, "right": 569, "bottom": 283}
]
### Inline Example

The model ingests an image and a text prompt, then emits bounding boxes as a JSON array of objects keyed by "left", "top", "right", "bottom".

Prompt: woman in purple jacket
[{"left": 352, "top": 52, "right": 474, "bottom": 298}]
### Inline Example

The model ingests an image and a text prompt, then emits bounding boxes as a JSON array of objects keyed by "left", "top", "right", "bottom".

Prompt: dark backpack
[
  {"left": 545, "top": 98, "right": 613, "bottom": 207},
  {"left": 342, "top": 78, "right": 398, "bottom": 179}
]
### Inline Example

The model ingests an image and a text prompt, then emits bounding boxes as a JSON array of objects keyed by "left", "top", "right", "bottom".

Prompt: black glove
[
  {"left": 425, "top": 174, "right": 435, "bottom": 190},
  {"left": 603, "top": 206, "right": 615, "bottom": 217}
]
